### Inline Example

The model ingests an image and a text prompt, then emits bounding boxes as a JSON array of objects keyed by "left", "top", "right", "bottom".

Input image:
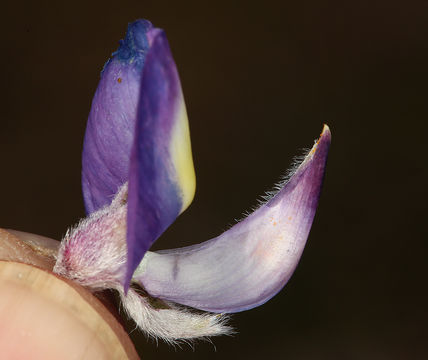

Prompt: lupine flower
[{"left": 53, "top": 19, "right": 331, "bottom": 343}]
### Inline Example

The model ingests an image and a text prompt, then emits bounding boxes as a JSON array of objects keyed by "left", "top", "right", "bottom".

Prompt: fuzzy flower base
[{"left": 54, "top": 185, "right": 232, "bottom": 343}]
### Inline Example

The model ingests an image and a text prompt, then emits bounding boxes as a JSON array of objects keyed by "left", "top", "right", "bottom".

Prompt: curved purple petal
[
  {"left": 134, "top": 126, "right": 331, "bottom": 313},
  {"left": 82, "top": 20, "right": 155, "bottom": 213},
  {"left": 125, "top": 31, "right": 196, "bottom": 286}
]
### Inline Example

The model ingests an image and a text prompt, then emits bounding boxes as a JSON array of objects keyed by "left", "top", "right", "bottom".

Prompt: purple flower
[
  {"left": 80, "top": 20, "right": 195, "bottom": 288},
  {"left": 54, "top": 19, "right": 331, "bottom": 342}
]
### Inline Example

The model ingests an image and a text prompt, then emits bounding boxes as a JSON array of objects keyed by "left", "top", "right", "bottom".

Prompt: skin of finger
[
  {"left": 0, "top": 278, "right": 112, "bottom": 359},
  {"left": 0, "top": 230, "right": 139, "bottom": 360},
  {"left": 5, "top": 229, "right": 60, "bottom": 256},
  {"left": 0, "top": 228, "right": 57, "bottom": 270}
]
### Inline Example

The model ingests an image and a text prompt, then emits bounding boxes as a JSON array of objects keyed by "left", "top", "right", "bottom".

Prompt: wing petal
[
  {"left": 125, "top": 30, "right": 195, "bottom": 286},
  {"left": 82, "top": 20, "right": 155, "bottom": 213}
]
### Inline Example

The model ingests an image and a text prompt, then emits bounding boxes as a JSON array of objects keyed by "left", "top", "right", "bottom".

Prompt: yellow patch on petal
[{"left": 170, "top": 98, "right": 196, "bottom": 213}]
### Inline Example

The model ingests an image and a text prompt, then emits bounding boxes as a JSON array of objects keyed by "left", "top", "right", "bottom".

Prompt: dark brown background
[{"left": 1, "top": 0, "right": 427, "bottom": 359}]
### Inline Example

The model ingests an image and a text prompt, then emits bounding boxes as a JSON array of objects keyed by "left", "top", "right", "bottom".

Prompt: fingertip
[{"left": 0, "top": 261, "right": 139, "bottom": 359}]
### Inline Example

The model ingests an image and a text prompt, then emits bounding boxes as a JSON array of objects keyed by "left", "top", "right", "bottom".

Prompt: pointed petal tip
[
  {"left": 319, "top": 123, "right": 331, "bottom": 147},
  {"left": 322, "top": 123, "right": 331, "bottom": 136},
  {"left": 313, "top": 124, "right": 331, "bottom": 169},
  {"left": 309, "top": 124, "right": 331, "bottom": 157}
]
